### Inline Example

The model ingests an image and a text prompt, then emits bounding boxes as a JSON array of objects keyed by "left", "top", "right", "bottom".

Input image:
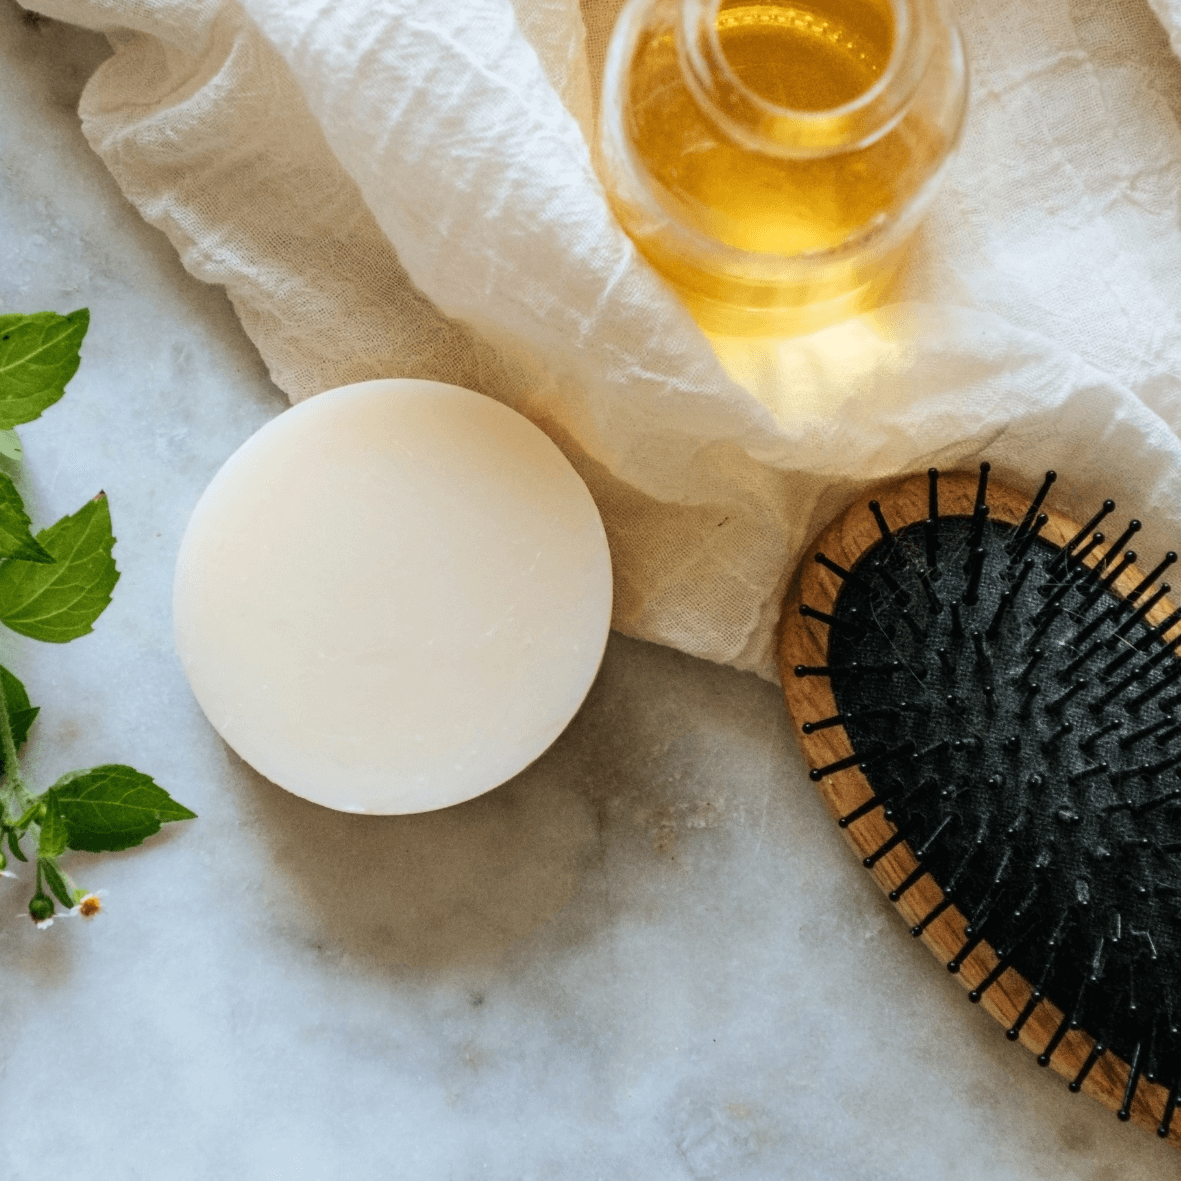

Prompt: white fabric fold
[{"left": 25, "top": 0, "right": 1181, "bottom": 679}]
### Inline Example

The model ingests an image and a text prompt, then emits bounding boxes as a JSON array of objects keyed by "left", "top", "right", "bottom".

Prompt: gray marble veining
[{"left": 1, "top": 4, "right": 1178, "bottom": 1177}]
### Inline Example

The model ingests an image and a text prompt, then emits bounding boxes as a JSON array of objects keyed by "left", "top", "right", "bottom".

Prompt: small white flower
[
  {"left": 34, "top": 916, "right": 54, "bottom": 930},
  {"left": 0, "top": 869, "right": 15, "bottom": 879},
  {"left": 68, "top": 890, "right": 106, "bottom": 919}
]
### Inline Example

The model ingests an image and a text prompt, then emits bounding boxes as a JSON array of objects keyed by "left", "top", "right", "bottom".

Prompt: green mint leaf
[
  {"left": 0, "top": 430, "right": 23, "bottom": 462},
  {"left": 0, "top": 663, "right": 38, "bottom": 752},
  {"left": 0, "top": 471, "right": 53, "bottom": 562},
  {"left": 49, "top": 764, "right": 196, "bottom": 853},
  {"left": 7, "top": 829, "right": 27, "bottom": 862},
  {"left": 0, "top": 309, "right": 89, "bottom": 428},
  {"left": 38, "top": 793, "right": 68, "bottom": 859},
  {"left": 38, "top": 856, "right": 74, "bottom": 908},
  {"left": 0, "top": 492, "right": 118, "bottom": 642}
]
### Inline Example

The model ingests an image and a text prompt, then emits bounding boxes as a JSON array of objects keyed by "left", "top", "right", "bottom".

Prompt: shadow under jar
[{"left": 598, "top": 0, "right": 968, "bottom": 337}]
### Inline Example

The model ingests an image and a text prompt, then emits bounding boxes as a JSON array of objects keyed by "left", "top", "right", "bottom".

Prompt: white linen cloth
[{"left": 23, "top": 0, "right": 1181, "bottom": 680}]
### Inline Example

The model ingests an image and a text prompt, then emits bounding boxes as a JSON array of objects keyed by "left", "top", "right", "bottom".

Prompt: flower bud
[{"left": 28, "top": 892, "right": 54, "bottom": 923}]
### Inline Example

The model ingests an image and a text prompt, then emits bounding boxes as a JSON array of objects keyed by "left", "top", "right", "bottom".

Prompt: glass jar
[{"left": 598, "top": 0, "right": 968, "bottom": 337}]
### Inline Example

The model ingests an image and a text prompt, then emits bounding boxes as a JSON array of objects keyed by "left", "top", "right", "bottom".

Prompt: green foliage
[
  {"left": 0, "top": 493, "right": 119, "bottom": 642},
  {"left": 39, "top": 857, "right": 74, "bottom": 908},
  {"left": 37, "top": 791, "right": 68, "bottom": 859},
  {"left": 0, "top": 662, "right": 38, "bottom": 773},
  {"left": 0, "top": 431, "right": 23, "bottom": 462},
  {"left": 0, "top": 307, "right": 196, "bottom": 926},
  {"left": 0, "top": 310, "right": 89, "bottom": 429},
  {"left": 47, "top": 765, "right": 196, "bottom": 854},
  {"left": 0, "top": 472, "right": 52, "bottom": 563}
]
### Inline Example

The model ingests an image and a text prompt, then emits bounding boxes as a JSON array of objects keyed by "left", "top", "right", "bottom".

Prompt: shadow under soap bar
[{"left": 173, "top": 379, "right": 613, "bottom": 814}]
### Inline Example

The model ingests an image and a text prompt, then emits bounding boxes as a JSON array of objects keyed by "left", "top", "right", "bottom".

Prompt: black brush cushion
[{"left": 828, "top": 515, "right": 1181, "bottom": 1084}]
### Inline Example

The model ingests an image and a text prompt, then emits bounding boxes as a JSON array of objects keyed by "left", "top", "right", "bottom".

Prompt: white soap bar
[{"left": 173, "top": 379, "right": 613, "bottom": 814}]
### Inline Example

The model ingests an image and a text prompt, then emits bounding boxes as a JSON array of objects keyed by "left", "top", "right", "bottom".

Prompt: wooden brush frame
[{"left": 776, "top": 469, "right": 1181, "bottom": 1146}]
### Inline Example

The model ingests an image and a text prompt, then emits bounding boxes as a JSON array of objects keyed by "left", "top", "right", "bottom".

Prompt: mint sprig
[{"left": 0, "top": 307, "right": 195, "bottom": 927}]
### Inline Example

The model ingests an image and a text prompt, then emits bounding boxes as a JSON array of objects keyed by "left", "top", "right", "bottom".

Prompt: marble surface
[{"left": 2, "top": 4, "right": 1180, "bottom": 1178}]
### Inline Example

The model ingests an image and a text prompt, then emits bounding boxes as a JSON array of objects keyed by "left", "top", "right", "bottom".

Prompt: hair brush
[{"left": 776, "top": 465, "right": 1181, "bottom": 1145}]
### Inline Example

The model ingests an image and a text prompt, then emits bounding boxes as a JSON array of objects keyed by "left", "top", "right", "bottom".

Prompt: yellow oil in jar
[{"left": 607, "top": 0, "right": 962, "bottom": 336}]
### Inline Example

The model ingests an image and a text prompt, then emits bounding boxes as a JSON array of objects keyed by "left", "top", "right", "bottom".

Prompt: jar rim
[{"left": 679, "top": 0, "right": 925, "bottom": 157}]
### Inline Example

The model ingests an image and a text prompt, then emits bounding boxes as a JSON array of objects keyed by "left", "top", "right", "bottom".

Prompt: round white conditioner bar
[{"left": 173, "top": 379, "right": 613, "bottom": 814}]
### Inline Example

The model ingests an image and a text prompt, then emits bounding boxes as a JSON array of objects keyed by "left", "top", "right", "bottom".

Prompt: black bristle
[
  {"left": 1100, "top": 639, "right": 1142, "bottom": 682},
  {"left": 1043, "top": 720, "right": 1073, "bottom": 749},
  {"left": 863, "top": 819, "right": 920, "bottom": 868},
  {"left": 1127, "top": 661, "right": 1181, "bottom": 712},
  {"left": 950, "top": 600, "right": 964, "bottom": 640},
  {"left": 809, "top": 752, "right": 864, "bottom": 781},
  {"left": 795, "top": 664, "right": 833, "bottom": 677},
  {"left": 802, "top": 712, "right": 846, "bottom": 734},
  {"left": 1069, "top": 1042, "right": 1107, "bottom": 1092},
  {"left": 1089, "top": 668, "right": 1141, "bottom": 714},
  {"left": 1080, "top": 550, "right": 1136, "bottom": 613},
  {"left": 1028, "top": 606, "right": 1064, "bottom": 648},
  {"left": 815, "top": 552, "right": 880, "bottom": 599},
  {"left": 1018, "top": 681, "right": 1041, "bottom": 719},
  {"left": 974, "top": 461, "right": 991, "bottom": 513},
  {"left": 869, "top": 500, "right": 894, "bottom": 547},
  {"left": 873, "top": 559, "right": 909, "bottom": 605},
  {"left": 926, "top": 468, "right": 941, "bottom": 576},
  {"left": 910, "top": 895, "right": 953, "bottom": 936},
  {"left": 1071, "top": 602, "right": 1120, "bottom": 649},
  {"left": 1010, "top": 556, "right": 1036, "bottom": 599},
  {"left": 838, "top": 793, "right": 885, "bottom": 828},
  {"left": 889, "top": 864, "right": 928, "bottom": 902},
  {"left": 1051, "top": 499, "right": 1116, "bottom": 574},
  {"left": 986, "top": 590, "right": 1016, "bottom": 640},
  {"left": 1118, "top": 717, "right": 1175, "bottom": 749},
  {"left": 968, "top": 503, "right": 990, "bottom": 555},
  {"left": 1066, "top": 761, "right": 1108, "bottom": 787},
  {"left": 1134, "top": 605, "right": 1181, "bottom": 654},
  {"left": 1119, "top": 1039, "right": 1145, "bottom": 1120},
  {"left": 914, "top": 814, "right": 955, "bottom": 858},
  {"left": 1010, "top": 513, "right": 1049, "bottom": 567},
  {"left": 1007, "top": 989, "right": 1044, "bottom": 1040},
  {"left": 1060, "top": 639, "right": 1106, "bottom": 682},
  {"left": 1129, "top": 552, "right": 1177, "bottom": 602},
  {"left": 1011, "top": 470, "right": 1057, "bottom": 550},
  {"left": 1158, "top": 1076, "right": 1181, "bottom": 1137},
  {"left": 948, "top": 927, "right": 987, "bottom": 975},
  {"left": 963, "top": 548, "right": 986, "bottom": 607},
  {"left": 1099, "top": 521, "right": 1142, "bottom": 573},
  {"left": 1137, "top": 631, "right": 1181, "bottom": 679},
  {"left": 1113, "top": 583, "right": 1172, "bottom": 642},
  {"left": 1016, "top": 647, "right": 1043, "bottom": 685},
  {"left": 969, "top": 951, "right": 1014, "bottom": 1003},
  {"left": 799, "top": 602, "right": 862, "bottom": 636},
  {"left": 1079, "top": 719, "right": 1123, "bottom": 751},
  {"left": 1046, "top": 680, "right": 1086, "bottom": 714},
  {"left": 1039, "top": 1008, "right": 1074, "bottom": 1066},
  {"left": 1072, "top": 531, "right": 1107, "bottom": 570}
]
